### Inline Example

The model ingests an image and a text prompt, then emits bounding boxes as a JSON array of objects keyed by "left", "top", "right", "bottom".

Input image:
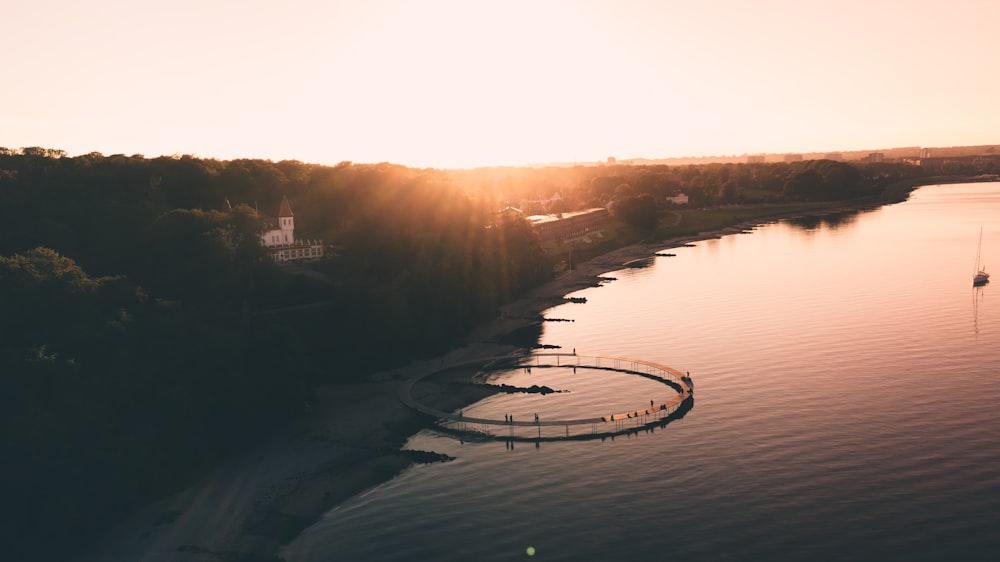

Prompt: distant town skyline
[{"left": 4, "top": 0, "right": 1000, "bottom": 169}]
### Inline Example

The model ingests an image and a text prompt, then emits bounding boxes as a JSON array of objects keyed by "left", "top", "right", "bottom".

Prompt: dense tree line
[
  {"left": 0, "top": 146, "right": 941, "bottom": 559},
  {"left": 446, "top": 158, "right": 928, "bottom": 221},
  {"left": 0, "top": 149, "right": 559, "bottom": 560}
]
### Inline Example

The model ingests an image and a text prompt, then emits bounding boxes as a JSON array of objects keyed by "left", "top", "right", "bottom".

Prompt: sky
[{"left": 3, "top": 0, "right": 999, "bottom": 169}]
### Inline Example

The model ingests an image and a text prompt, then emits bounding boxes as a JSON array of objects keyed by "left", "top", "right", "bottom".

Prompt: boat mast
[{"left": 975, "top": 227, "right": 984, "bottom": 274}]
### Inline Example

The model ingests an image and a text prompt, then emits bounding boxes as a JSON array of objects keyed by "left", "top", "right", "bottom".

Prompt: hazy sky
[{"left": 3, "top": 0, "right": 998, "bottom": 168}]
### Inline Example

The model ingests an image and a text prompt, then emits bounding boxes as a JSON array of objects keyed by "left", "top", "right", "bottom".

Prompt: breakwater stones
[
  {"left": 564, "top": 296, "right": 587, "bottom": 303},
  {"left": 491, "top": 383, "right": 564, "bottom": 395},
  {"left": 401, "top": 449, "right": 455, "bottom": 464}
]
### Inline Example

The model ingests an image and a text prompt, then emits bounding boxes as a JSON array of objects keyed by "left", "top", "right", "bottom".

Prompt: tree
[
  {"left": 0, "top": 246, "right": 146, "bottom": 367},
  {"left": 784, "top": 169, "right": 825, "bottom": 200},
  {"left": 142, "top": 209, "right": 246, "bottom": 302},
  {"left": 613, "top": 193, "right": 658, "bottom": 230},
  {"left": 613, "top": 183, "right": 638, "bottom": 198}
]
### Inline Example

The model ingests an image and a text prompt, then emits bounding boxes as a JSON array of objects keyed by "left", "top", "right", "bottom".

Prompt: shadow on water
[{"left": 784, "top": 208, "right": 866, "bottom": 231}]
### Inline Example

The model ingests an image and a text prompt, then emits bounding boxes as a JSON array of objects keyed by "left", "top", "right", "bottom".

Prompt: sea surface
[{"left": 283, "top": 182, "right": 1000, "bottom": 561}]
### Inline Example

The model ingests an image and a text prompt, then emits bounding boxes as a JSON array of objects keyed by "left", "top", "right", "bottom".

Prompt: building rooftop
[
  {"left": 278, "top": 195, "right": 294, "bottom": 217},
  {"left": 527, "top": 208, "right": 607, "bottom": 225}
]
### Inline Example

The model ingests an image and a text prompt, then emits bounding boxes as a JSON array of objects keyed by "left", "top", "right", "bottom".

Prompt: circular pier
[{"left": 400, "top": 352, "right": 694, "bottom": 441}]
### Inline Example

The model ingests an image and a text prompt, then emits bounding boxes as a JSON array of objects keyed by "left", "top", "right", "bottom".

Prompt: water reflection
[
  {"left": 783, "top": 208, "right": 866, "bottom": 230},
  {"left": 973, "top": 284, "right": 987, "bottom": 336}
]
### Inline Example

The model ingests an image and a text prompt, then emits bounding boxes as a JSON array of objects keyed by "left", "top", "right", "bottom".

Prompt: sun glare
[{"left": 2, "top": 0, "right": 999, "bottom": 167}]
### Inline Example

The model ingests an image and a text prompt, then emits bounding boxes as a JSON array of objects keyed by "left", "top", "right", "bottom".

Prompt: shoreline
[{"left": 88, "top": 200, "right": 883, "bottom": 561}]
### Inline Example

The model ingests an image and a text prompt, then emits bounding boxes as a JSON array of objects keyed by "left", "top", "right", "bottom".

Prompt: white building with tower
[{"left": 259, "top": 195, "right": 326, "bottom": 263}]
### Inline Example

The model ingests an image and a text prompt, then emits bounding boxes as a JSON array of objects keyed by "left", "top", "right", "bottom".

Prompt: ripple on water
[{"left": 285, "top": 184, "right": 1000, "bottom": 561}]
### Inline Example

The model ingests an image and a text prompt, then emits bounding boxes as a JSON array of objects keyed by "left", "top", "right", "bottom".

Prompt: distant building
[
  {"left": 606, "top": 157, "right": 617, "bottom": 166},
  {"left": 497, "top": 206, "right": 525, "bottom": 222},
  {"left": 824, "top": 152, "right": 843, "bottom": 161},
  {"left": 666, "top": 193, "right": 689, "bottom": 205},
  {"left": 783, "top": 154, "right": 803, "bottom": 162},
  {"left": 864, "top": 152, "right": 885, "bottom": 163},
  {"left": 259, "top": 195, "right": 326, "bottom": 263},
  {"left": 746, "top": 155, "right": 766, "bottom": 164},
  {"left": 527, "top": 208, "right": 609, "bottom": 247}
]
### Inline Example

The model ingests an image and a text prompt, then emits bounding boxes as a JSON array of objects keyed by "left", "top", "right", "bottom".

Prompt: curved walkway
[{"left": 399, "top": 352, "right": 693, "bottom": 428}]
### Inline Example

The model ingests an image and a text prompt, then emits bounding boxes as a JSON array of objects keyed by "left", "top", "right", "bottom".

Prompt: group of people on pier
[{"left": 502, "top": 413, "right": 541, "bottom": 424}]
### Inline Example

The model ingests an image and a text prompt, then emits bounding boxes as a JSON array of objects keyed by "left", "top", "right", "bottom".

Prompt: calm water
[{"left": 284, "top": 183, "right": 1000, "bottom": 561}]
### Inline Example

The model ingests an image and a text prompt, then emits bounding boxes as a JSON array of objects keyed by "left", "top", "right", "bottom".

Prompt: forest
[{"left": 0, "top": 147, "right": 945, "bottom": 559}]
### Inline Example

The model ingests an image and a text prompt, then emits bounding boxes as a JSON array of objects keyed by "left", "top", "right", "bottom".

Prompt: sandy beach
[{"left": 88, "top": 209, "right": 855, "bottom": 561}]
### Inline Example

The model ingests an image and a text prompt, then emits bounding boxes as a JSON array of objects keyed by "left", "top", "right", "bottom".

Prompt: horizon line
[{"left": 5, "top": 141, "right": 999, "bottom": 171}]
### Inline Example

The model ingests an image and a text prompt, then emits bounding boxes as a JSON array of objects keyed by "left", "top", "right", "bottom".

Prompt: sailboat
[{"left": 973, "top": 228, "right": 990, "bottom": 286}]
